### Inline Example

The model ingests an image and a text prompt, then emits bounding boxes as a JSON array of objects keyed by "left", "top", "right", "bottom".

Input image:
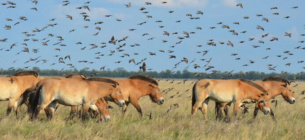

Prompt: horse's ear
[
  {"left": 149, "top": 83, "right": 156, "bottom": 87},
  {"left": 112, "top": 83, "right": 118, "bottom": 88},
  {"left": 108, "top": 105, "right": 113, "bottom": 109},
  {"left": 281, "top": 83, "right": 287, "bottom": 87},
  {"left": 263, "top": 91, "right": 268, "bottom": 95}
]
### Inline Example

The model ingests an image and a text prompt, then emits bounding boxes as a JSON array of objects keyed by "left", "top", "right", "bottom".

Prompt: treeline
[{"left": 0, "top": 67, "right": 304, "bottom": 80}]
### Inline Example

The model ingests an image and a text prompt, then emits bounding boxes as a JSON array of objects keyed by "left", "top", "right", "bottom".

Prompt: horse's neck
[
  {"left": 258, "top": 81, "right": 281, "bottom": 98},
  {"left": 133, "top": 80, "right": 151, "bottom": 97},
  {"left": 16, "top": 76, "right": 38, "bottom": 88}
]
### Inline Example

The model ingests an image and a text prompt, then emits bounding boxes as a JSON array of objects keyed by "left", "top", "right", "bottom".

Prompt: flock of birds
[{"left": 0, "top": 0, "right": 304, "bottom": 74}]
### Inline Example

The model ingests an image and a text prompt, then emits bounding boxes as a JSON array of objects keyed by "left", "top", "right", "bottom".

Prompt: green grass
[{"left": 0, "top": 80, "right": 304, "bottom": 139}]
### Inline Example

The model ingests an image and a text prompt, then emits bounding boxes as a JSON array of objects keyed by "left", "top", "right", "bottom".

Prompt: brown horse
[
  {"left": 26, "top": 74, "right": 115, "bottom": 122},
  {"left": 105, "top": 75, "right": 164, "bottom": 116},
  {"left": 25, "top": 73, "right": 86, "bottom": 114},
  {"left": 192, "top": 79, "right": 270, "bottom": 120},
  {"left": 0, "top": 71, "right": 42, "bottom": 117},
  {"left": 70, "top": 98, "right": 113, "bottom": 122},
  {"left": 31, "top": 77, "right": 125, "bottom": 121},
  {"left": 215, "top": 77, "right": 295, "bottom": 121}
]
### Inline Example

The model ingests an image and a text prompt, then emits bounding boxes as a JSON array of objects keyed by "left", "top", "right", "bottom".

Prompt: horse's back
[{"left": 195, "top": 79, "right": 241, "bottom": 102}]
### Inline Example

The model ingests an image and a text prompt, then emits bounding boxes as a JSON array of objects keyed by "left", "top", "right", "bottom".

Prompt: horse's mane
[
  {"left": 129, "top": 75, "right": 158, "bottom": 86},
  {"left": 85, "top": 77, "right": 119, "bottom": 86},
  {"left": 12, "top": 71, "right": 39, "bottom": 77},
  {"left": 262, "top": 77, "right": 290, "bottom": 85},
  {"left": 239, "top": 79, "right": 267, "bottom": 93},
  {"left": 65, "top": 73, "right": 87, "bottom": 79}
]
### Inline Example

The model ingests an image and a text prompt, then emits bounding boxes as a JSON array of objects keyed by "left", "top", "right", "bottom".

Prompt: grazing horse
[
  {"left": 31, "top": 77, "right": 125, "bottom": 121},
  {"left": 192, "top": 79, "right": 270, "bottom": 120},
  {"left": 70, "top": 98, "right": 113, "bottom": 122},
  {"left": 215, "top": 77, "right": 295, "bottom": 121},
  {"left": 0, "top": 71, "right": 41, "bottom": 117},
  {"left": 105, "top": 75, "right": 164, "bottom": 116}
]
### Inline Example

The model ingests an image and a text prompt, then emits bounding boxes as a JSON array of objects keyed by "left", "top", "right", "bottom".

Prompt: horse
[
  {"left": 70, "top": 98, "right": 113, "bottom": 122},
  {"left": 24, "top": 73, "right": 86, "bottom": 114},
  {"left": 25, "top": 74, "right": 118, "bottom": 122},
  {"left": 30, "top": 77, "right": 125, "bottom": 121},
  {"left": 192, "top": 79, "right": 270, "bottom": 121},
  {"left": 215, "top": 77, "right": 295, "bottom": 121},
  {"left": 104, "top": 75, "right": 164, "bottom": 116},
  {"left": 0, "top": 71, "right": 42, "bottom": 117}
]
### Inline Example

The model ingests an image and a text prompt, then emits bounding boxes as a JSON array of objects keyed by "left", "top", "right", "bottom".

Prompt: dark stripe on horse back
[
  {"left": 262, "top": 77, "right": 290, "bottom": 85},
  {"left": 239, "top": 79, "right": 267, "bottom": 93},
  {"left": 85, "top": 77, "right": 119, "bottom": 86},
  {"left": 65, "top": 73, "right": 87, "bottom": 79},
  {"left": 12, "top": 71, "right": 39, "bottom": 77},
  {"left": 129, "top": 75, "right": 158, "bottom": 86}
]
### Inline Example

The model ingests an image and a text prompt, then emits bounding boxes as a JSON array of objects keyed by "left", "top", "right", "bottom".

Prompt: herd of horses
[{"left": 0, "top": 71, "right": 296, "bottom": 123}]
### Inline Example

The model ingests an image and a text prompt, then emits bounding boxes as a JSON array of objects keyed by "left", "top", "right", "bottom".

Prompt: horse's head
[
  {"left": 96, "top": 99, "right": 112, "bottom": 122},
  {"left": 257, "top": 95, "right": 271, "bottom": 115},
  {"left": 148, "top": 83, "right": 164, "bottom": 105},
  {"left": 280, "top": 82, "right": 295, "bottom": 104},
  {"left": 109, "top": 84, "right": 125, "bottom": 107}
]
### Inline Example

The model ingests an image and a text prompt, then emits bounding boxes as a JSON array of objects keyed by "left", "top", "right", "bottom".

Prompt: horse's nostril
[{"left": 160, "top": 99, "right": 164, "bottom": 104}]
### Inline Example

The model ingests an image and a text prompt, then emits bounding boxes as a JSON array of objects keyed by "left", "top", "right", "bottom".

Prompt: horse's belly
[
  {"left": 209, "top": 92, "right": 234, "bottom": 103},
  {"left": 0, "top": 90, "right": 15, "bottom": 100},
  {"left": 0, "top": 93, "right": 10, "bottom": 101},
  {"left": 55, "top": 93, "right": 84, "bottom": 106}
]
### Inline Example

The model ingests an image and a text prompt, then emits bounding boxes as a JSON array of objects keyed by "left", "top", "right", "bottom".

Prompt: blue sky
[{"left": 0, "top": 0, "right": 304, "bottom": 73}]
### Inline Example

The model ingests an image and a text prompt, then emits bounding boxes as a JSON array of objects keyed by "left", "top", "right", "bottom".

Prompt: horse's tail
[
  {"left": 192, "top": 80, "right": 210, "bottom": 107},
  {"left": 192, "top": 82, "right": 198, "bottom": 107},
  {"left": 30, "top": 85, "right": 42, "bottom": 118},
  {"left": 18, "top": 87, "right": 35, "bottom": 107}
]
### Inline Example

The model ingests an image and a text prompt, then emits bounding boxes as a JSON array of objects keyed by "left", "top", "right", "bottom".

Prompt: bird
[
  {"left": 109, "top": 36, "right": 116, "bottom": 45},
  {"left": 66, "top": 15, "right": 72, "bottom": 20},
  {"left": 236, "top": 3, "right": 243, "bottom": 8},
  {"left": 140, "top": 62, "right": 146, "bottom": 72}
]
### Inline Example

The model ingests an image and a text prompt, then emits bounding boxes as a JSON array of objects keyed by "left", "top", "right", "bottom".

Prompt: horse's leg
[
  {"left": 32, "top": 102, "right": 50, "bottom": 120},
  {"left": 224, "top": 103, "right": 231, "bottom": 122},
  {"left": 13, "top": 100, "right": 19, "bottom": 118},
  {"left": 253, "top": 104, "right": 259, "bottom": 119},
  {"left": 6, "top": 99, "right": 17, "bottom": 117},
  {"left": 130, "top": 100, "right": 143, "bottom": 117},
  {"left": 122, "top": 102, "right": 130, "bottom": 115},
  {"left": 270, "top": 109, "right": 276, "bottom": 122},
  {"left": 215, "top": 102, "right": 223, "bottom": 121},
  {"left": 47, "top": 101, "right": 57, "bottom": 120},
  {"left": 191, "top": 97, "right": 207, "bottom": 118},
  {"left": 44, "top": 107, "right": 51, "bottom": 119},
  {"left": 233, "top": 101, "right": 241, "bottom": 118},
  {"left": 200, "top": 98, "right": 210, "bottom": 121},
  {"left": 68, "top": 105, "right": 77, "bottom": 120},
  {"left": 82, "top": 103, "right": 90, "bottom": 122}
]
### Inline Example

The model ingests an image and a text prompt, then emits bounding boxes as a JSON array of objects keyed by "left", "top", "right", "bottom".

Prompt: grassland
[{"left": 0, "top": 79, "right": 304, "bottom": 140}]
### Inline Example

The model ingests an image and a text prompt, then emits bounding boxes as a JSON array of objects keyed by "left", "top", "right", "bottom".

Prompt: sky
[{"left": 0, "top": 0, "right": 304, "bottom": 74}]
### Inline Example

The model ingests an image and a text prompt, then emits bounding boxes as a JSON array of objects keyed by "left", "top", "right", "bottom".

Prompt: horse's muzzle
[
  {"left": 263, "top": 108, "right": 270, "bottom": 115},
  {"left": 289, "top": 98, "right": 296, "bottom": 104},
  {"left": 118, "top": 100, "right": 125, "bottom": 107},
  {"left": 157, "top": 98, "right": 164, "bottom": 105},
  {"left": 104, "top": 115, "right": 110, "bottom": 122}
]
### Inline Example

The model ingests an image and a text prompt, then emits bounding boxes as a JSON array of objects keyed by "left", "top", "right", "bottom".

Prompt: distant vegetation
[{"left": 0, "top": 67, "right": 304, "bottom": 80}]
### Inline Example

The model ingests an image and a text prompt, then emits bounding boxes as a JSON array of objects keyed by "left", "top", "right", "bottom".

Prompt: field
[{"left": 0, "top": 79, "right": 305, "bottom": 140}]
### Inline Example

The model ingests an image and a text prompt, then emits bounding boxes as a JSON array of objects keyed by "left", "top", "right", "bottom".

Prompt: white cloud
[{"left": 222, "top": 0, "right": 237, "bottom": 8}]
